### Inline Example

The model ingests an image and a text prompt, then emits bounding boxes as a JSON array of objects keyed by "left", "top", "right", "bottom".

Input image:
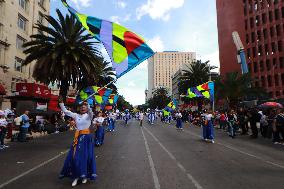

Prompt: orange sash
[{"left": 73, "top": 129, "right": 90, "bottom": 157}]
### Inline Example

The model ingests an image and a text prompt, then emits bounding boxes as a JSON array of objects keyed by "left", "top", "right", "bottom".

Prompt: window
[
  {"left": 270, "top": 27, "right": 275, "bottom": 37},
  {"left": 276, "top": 25, "right": 281, "bottom": 36},
  {"left": 18, "top": 14, "right": 27, "bottom": 31},
  {"left": 268, "top": 75, "right": 272, "bottom": 87},
  {"left": 0, "top": 23, "right": 3, "bottom": 39},
  {"left": 282, "top": 74, "right": 284, "bottom": 86},
  {"left": 275, "top": 74, "right": 279, "bottom": 86},
  {"left": 254, "top": 62, "right": 258, "bottom": 73},
  {"left": 266, "top": 59, "right": 271, "bottom": 71},
  {"left": 14, "top": 57, "right": 23, "bottom": 72},
  {"left": 263, "top": 28, "right": 268, "bottom": 39},
  {"left": 280, "top": 57, "right": 284, "bottom": 68},
  {"left": 19, "top": 0, "right": 27, "bottom": 10},
  {"left": 278, "top": 41, "right": 282, "bottom": 52},
  {"left": 262, "top": 13, "right": 267, "bottom": 24},
  {"left": 261, "top": 76, "right": 266, "bottom": 87},
  {"left": 260, "top": 61, "right": 264, "bottom": 71},
  {"left": 38, "top": 12, "right": 44, "bottom": 24},
  {"left": 16, "top": 35, "right": 26, "bottom": 50},
  {"left": 39, "top": 0, "right": 45, "bottom": 8},
  {"left": 275, "top": 9, "right": 280, "bottom": 20},
  {"left": 269, "top": 11, "right": 273, "bottom": 22}
]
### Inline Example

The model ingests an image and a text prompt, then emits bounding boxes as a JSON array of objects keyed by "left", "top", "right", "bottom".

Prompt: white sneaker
[
  {"left": 3, "top": 145, "right": 9, "bottom": 148},
  {"left": 72, "top": 178, "right": 79, "bottom": 187},
  {"left": 274, "top": 142, "right": 280, "bottom": 145},
  {"left": 82, "top": 178, "right": 87, "bottom": 184},
  {"left": 211, "top": 140, "right": 215, "bottom": 144}
]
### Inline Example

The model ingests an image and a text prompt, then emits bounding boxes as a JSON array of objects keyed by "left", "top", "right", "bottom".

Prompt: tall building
[
  {"left": 0, "top": 0, "right": 50, "bottom": 109},
  {"left": 217, "top": 0, "right": 284, "bottom": 99},
  {"left": 147, "top": 51, "right": 196, "bottom": 101}
]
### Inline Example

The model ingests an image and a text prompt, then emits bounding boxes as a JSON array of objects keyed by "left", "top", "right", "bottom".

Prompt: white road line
[
  {"left": 143, "top": 127, "right": 203, "bottom": 189},
  {"left": 141, "top": 128, "right": 161, "bottom": 189},
  {"left": 0, "top": 150, "right": 68, "bottom": 189},
  {"left": 182, "top": 129, "right": 284, "bottom": 169}
]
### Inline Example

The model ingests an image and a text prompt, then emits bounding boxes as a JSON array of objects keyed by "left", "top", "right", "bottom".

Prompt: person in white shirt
[
  {"left": 175, "top": 111, "right": 183, "bottom": 130},
  {"left": 0, "top": 111, "right": 8, "bottom": 149},
  {"left": 93, "top": 112, "right": 106, "bottom": 146},
  {"left": 202, "top": 110, "right": 215, "bottom": 143},
  {"left": 138, "top": 112, "right": 144, "bottom": 126},
  {"left": 58, "top": 97, "right": 97, "bottom": 187},
  {"left": 107, "top": 111, "right": 116, "bottom": 132}
]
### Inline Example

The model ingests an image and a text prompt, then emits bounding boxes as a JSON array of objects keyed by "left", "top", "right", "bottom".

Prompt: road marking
[
  {"left": 182, "top": 129, "right": 284, "bottom": 169},
  {"left": 141, "top": 128, "right": 161, "bottom": 189},
  {"left": 143, "top": 127, "right": 203, "bottom": 189},
  {"left": 0, "top": 150, "right": 68, "bottom": 189}
]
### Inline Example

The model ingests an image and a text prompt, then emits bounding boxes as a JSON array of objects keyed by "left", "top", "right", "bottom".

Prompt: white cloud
[
  {"left": 128, "top": 81, "right": 136, "bottom": 87},
  {"left": 70, "top": 0, "right": 92, "bottom": 8},
  {"left": 202, "top": 51, "right": 220, "bottom": 72},
  {"left": 136, "top": 0, "right": 184, "bottom": 21},
  {"left": 115, "top": 0, "right": 127, "bottom": 9},
  {"left": 110, "top": 14, "right": 131, "bottom": 24},
  {"left": 147, "top": 36, "right": 165, "bottom": 52}
]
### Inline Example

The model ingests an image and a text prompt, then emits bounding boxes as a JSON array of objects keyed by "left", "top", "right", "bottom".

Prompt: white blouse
[
  {"left": 59, "top": 103, "right": 93, "bottom": 131},
  {"left": 93, "top": 117, "right": 105, "bottom": 126}
]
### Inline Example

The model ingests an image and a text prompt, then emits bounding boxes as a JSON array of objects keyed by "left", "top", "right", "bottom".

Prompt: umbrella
[{"left": 259, "top": 102, "right": 283, "bottom": 108}]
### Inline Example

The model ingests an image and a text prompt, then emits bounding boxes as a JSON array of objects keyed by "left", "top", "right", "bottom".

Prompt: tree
[
  {"left": 23, "top": 9, "right": 103, "bottom": 100},
  {"left": 147, "top": 87, "right": 171, "bottom": 109},
  {"left": 117, "top": 95, "right": 133, "bottom": 110},
  {"left": 215, "top": 72, "right": 267, "bottom": 108}
]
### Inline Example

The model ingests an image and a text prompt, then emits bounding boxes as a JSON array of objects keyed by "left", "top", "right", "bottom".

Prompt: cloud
[
  {"left": 70, "top": 0, "right": 92, "bottom": 8},
  {"left": 147, "top": 36, "right": 165, "bottom": 52},
  {"left": 202, "top": 51, "right": 220, "bottom": 72},
  {"left": 110, "top": 14, "right": 131, "bottom": 24},
  {"left": 128, "top": 81, "right": 136, "bottom": 87},
  {"left": 115, "top": 0, "right": 127, "bottom": 9},
  {"left": 136, "top": 0, "right": 185, "bottom": 21}
]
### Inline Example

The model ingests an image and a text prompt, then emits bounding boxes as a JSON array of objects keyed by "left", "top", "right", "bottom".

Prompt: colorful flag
[
  {"left": 164, "top": 99, "right": 178, "bottom": 112},
  {"left": 186, "top": 81, "right": 214, "bottom": 101},
  {"left": 61, "top": 0, "right": 154, "bottom": 78}
]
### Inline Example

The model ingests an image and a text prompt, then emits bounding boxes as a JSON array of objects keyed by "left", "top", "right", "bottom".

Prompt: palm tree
[
  {"left": 147, "top": 87, "right": 171, "bottom": 109},
  {"left": 178, "top": 60, "right": 216, "bottom": 96},
  {"left": 215, "top": 72, "right": 267, "bottom": 108},
  {"left": 23, "top": 9, "right": 103, "bottom": 100}
]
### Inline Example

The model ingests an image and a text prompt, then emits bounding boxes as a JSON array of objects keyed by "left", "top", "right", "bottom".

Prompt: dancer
[
  {"left": 148, "top": 110, "right": 155, "bottom": 125},
  {"left": 58, "top": 97, "right": 97, "bottom": 187},
  {"left": 94, "top": 112, "right": 105, "bottom": 146},
  {"left": 124, "top": 110, "right": 131, "bottom": 125},
  {"left": 138, "top": 111, "right": 144, "bottom": 126},
  {"left": 107, "top": 111, "right": 116, "bottom": 132},
  {"left": 202, "top": 110, "right": 215, "bottom": 143},
  {"left": 175, "top": 111, "right": 183, "bottom": 130}
]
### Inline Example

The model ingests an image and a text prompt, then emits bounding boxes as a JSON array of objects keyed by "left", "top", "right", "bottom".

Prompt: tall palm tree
[
  {"left": 215, "top": 72, "right": 267, "bottom": 108},
  {"left": 23, "top": 9, "right": 103, "bottom": 100},
  {"left": 178, "top": 60, "right": 216, "bottom": 96}
]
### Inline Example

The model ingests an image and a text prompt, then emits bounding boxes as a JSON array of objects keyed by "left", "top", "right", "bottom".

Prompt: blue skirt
[
  {"left": 60, "top": 134, "right": 97, "bottom": 180},
  {"left": 176, "top": 119, "right": 183, "bottom": 128},
  {"left": 108, "top": 119, "right": 115, "bottom": 132},
  {"left": 202, "top": 121, "right": 214, "bottom": 140},
  {"left": 95, "top": 126, "right": 105, "bottom": 146}
]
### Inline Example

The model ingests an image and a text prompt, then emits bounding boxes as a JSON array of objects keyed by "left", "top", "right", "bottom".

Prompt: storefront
[
  {"left": 8, "top": 83, "right": 51, "bottom": 115},
  {"left": 0, "top": 84, "right": 7, "bottom": 109},
  {"left": 48, "top": 94, "right": 76, "bottom": 112}
]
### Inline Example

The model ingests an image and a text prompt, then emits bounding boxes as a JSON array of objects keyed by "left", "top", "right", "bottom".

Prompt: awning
[{"left": 0, "top": 84, "right": 6, "bottom": 95}]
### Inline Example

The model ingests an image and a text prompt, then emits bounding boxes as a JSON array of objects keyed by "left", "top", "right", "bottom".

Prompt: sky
[{"left": 50, "top": 0, "right": 219, "bottom": 106}]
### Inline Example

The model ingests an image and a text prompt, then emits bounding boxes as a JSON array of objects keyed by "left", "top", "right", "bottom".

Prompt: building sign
[{"left": 16, "top": 83, "right": 51, "bottom": 99}]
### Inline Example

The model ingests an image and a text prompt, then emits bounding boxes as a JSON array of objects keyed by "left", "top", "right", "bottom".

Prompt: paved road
[{"left": 0, "top": 120, "right": 284, "bottom": 189}]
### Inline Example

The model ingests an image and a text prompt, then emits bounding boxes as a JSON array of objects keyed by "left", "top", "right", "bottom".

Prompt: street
[{"left": 0, "top": 120, "right": 284, "bottom": 189}]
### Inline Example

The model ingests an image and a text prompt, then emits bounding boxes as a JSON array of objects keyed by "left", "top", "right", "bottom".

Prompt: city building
[
  {"left": 147, "top": 51, "right": 196, "bottom": 101},
  {"left": 0, "top": 0, "right": 50, "bottom": 109},
  {"left": 217, "top": 0, "right": 284, "bottom": 98}
]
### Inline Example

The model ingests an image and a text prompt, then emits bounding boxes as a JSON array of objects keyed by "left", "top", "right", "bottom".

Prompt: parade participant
[
  {"left": 124, "top": 110, "right": 131, "bottom": 125},
  {"left": 107, "top": 111, "right": 116, "bottom": 132},
  {"left": 202, "top": 110, "right": 215, "bottom": 143},
  {"left": 175, "top": 111, "right": 183, "bottom": 130},
  {"left": 58, "top": 97, "right": 97, "bottom": 187},
  {"left": 94, "top": 112, "right": 106, "bottom": 146},
  {"left": 0, "top": 111, "right": 8, "bottom": 150},
  {"left": 138, "top": 111, "right": 144, "bottom": 126},
  {"left": 148, "top": 110, "right": 155, "bottom": 125}
]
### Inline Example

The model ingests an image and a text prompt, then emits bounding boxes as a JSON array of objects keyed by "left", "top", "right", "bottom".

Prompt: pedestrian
[
  {"left": 18, "top": 110, "right": 30, "bottom": 142},
  {"left": 58, "top": 97, "right": 97, "bottom": 187},
  {"left": 219, "top": 111, "right": 227, "bottom": 130},
  {"left": 238, "top": 108, "right": 247, "bottom": 135},
  {"left": 259, "top": 111, "right": 269, "bottom": 138},
  {"left": 273, "top": 109, "right": 284, "bottom": 145},
  {"left": 139, "top": 111, "right": 144, "bottom": 126},
  {"left": 202, "top": 110, "right": 215, "bottom": 143},
  {"left": 0, "top": 111, "right": 9, "bottom": 150},
  {"left": 249, "top": 109, "right": 261, "bottom": 138},
  {"left": 94, "top": 112, "right": 105, "bottom": 146},
  {"left": 227, "top": 110, "right": 238, "bottom": 138}
]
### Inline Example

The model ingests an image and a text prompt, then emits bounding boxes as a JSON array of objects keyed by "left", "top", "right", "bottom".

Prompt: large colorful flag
[
  {"left": 186, "top": 81, "right": 214, "bottom": 101},
  {"left": 76, "top": 86, "right": 113, "bottom": 105},
  {"left": 164, "top": 99, "right": 178, "bottom": 112},
  {"left": 61, "top": 0, "right": 154, "bottom": 78}
]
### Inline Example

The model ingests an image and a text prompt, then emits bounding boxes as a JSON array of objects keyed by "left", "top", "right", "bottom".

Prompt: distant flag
[
  {"left": 61, "top": 0, "right": 154, "bottom": 78},
  {"left": 164, "top": 99, "right": 178, "bottom": 113},
  {"left": 186, "top": 81, "right": 214, "bottom": 101}
]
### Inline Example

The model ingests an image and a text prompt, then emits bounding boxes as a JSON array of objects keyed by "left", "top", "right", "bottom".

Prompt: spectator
[
  {"left": 0, "top": 111, "right": 9, "bottom": 149},
  {"left": 18, "top": 110, "right": 30, "bottom": 142},
  {"left": 219, "top": 111, "right": 227, "bottom": 130},
  {"left": 249, "top": 109, "right": 260, "bottom": 138},
  {"left": 260, "top": 111, "right": 269, "bottom": 138},
  {"left": 273, "top": 109, "right": 284, "bottom": 145},
  {"left": 238, "top": 108, "right": 248, "bottom": 135}
]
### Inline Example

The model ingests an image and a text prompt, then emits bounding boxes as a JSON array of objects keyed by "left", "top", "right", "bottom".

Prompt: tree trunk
[{"left": 59, "top": 79, "right": 69, "bottom": 103}]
